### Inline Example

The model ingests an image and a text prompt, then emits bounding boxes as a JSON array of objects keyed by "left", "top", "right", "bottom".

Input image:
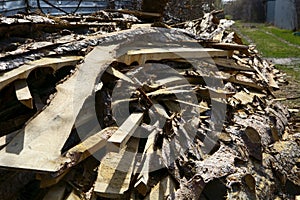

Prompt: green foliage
[{"left": 225, "top": 15, "right": 232, "bottom": 20}]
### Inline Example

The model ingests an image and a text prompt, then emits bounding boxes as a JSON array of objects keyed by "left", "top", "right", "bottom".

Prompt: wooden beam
[
  {"left": 0, "top": 56, "right": 82, "bottom": 91},
  {"left": 94, "top": 137, "right": 140, "bottom": 198},
  {"left": 107, "top": 113, "right": 143, "bottom": 150},
  {"left": 118, "top": 48, "right": 233, "bottom": 65},
  {"left": 14, "top": 79, "right": 33, "bottom": 109}
]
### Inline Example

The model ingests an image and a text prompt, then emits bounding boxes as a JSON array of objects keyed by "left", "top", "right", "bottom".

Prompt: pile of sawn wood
[{"left": 0, "top": 9, "right": 299, "bottom": 200}]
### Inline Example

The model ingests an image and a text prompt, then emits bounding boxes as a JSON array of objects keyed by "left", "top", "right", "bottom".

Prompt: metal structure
[
  {"left": 0, "top": 0, "right": 137, "bottom": 16},
  {"left": 0, "top": 0, "right": 27, "bottom": 16}
]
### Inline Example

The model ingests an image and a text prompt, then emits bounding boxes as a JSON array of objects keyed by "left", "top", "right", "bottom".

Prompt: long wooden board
[
  {"left": 118, "top": 48, "right": 233, "bottom": 65},
  {"left": 0, "top": 56, "right": 82, "bottom": 91}
]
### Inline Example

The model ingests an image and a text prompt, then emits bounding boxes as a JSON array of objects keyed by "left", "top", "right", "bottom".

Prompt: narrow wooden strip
[
  {"left": 213, "top": 57, "right": 255, "bottom": 71},
  {"left": 108, "top": 113, "right": 143, "bottom": 150}
]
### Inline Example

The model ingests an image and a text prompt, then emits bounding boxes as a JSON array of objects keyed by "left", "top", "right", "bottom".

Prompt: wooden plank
[
  {"left": 227, "top": 75, "right": 264, "bottom": 90},
  {"left": 144, "top": 176, "right": 177, "bottom": 200},
  {"left": 14, "top": 79, "right": 33, "bottom": 109},
  {"left": 118, "top": 48, "right": 233, "bottom": 65},
  {"left": 209, "top": 42, "right": 249, "bottom": 51},
  {"left": 94, "top": 137, "right": 140, "bottom": 198},
  {"left": 43, "top": 182, "right": 66, "bottom": 200},
  {"left": 0, "top": 56, "right": 82, "bottom": 91},
  {"left": 213, "top": 57, "right": 255, "bottom": 71},
  {"left": 0, "top": 46, "right": 115, "bottom": 172},
  {"left": 107, "top": 113, "right": 143, "bottom": 150},
  {"left": 134, "top": 130, "right": 158, "bottom": 196}
]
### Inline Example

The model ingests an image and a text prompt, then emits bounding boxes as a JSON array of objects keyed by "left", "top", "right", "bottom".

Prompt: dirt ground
[{"left": 274, "top": 65, "right": 300, "bottom": 132}]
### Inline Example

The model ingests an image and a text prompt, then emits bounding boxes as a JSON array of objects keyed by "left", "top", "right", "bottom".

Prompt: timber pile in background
[{"left": 0, "top": 9, "right": 299, "bottom": 200}]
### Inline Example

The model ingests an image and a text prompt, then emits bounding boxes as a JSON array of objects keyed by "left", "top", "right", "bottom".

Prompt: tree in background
[
  {"left": 165, "top": 0, "right": 222, "bottom": 22},
  {"left": 224, "top": 0, "right": 265, "bottom": 22}
]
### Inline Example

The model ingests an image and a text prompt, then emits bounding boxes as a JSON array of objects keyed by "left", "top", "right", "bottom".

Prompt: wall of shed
[
  {"left": 296, "top": 0, "right": 300, "bottom": 30},
  {"left": 274, "top": 0, "right": 298, "bottom": 30},
  {"left": 266, "top": 0, "right": 275, "bottom": 24}
]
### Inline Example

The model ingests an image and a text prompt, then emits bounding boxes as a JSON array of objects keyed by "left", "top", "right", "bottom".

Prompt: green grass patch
[
  {"left": 234, "top": 22, "right": 300, "bottom": 58},
  {"left": 261, "top": 25, "right": 300, "bottom": 46}
]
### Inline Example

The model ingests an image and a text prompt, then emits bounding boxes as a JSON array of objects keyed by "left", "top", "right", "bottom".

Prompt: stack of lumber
[{"left": 0, "top": 9, "right": 299, "bottom": 200}]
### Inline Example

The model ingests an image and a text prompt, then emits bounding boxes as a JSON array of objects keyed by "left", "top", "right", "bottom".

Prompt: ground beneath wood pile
[{"left": 274, "top": 64, "right": 300, "bottom": 132}]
